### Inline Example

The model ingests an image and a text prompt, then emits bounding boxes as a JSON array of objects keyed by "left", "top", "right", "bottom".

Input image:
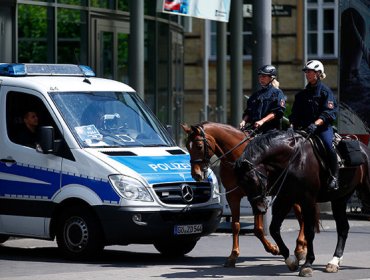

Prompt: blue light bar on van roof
[{"left": 0, "top": 63, "right": 96, "bottom": 77}]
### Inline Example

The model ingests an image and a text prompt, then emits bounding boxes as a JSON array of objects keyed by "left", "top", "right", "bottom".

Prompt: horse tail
[{"left": 356, "top": 143, "right": 370, "bottom": 213}]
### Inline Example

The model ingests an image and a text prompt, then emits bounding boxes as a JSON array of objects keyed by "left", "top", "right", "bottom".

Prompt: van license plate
[{"left": 174, "top": 224, "right": 203, "bottom": 235}]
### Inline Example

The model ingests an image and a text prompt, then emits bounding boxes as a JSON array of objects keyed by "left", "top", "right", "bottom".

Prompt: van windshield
[{"left": 50, "top": 91, "right": 175, "bottom": 148}]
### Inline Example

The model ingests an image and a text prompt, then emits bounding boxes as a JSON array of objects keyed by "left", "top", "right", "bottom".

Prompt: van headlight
[
  {"left": 209, "top": 169, "right": 221, "bottom": 201},
  {"left": 109, "top": 175, "right": 153, "bottom": 202}
]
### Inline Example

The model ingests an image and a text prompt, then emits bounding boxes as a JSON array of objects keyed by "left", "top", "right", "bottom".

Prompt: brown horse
[
  {"left": 234, "top": 130, "right": 370, "bottom": 276},
  {"left": 181, "top": 122, "right": 306, "bottom": 267}
]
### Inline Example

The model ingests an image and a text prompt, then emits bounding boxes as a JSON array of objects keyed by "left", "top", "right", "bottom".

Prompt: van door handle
[{"left": 0, "top": 158, "right": 16, "bottom": 164}]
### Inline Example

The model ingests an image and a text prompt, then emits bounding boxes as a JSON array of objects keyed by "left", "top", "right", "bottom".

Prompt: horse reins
[
  {"left": 189, "top": 125, "right": 258, "bottom": 196},
  {"left": 193, "top": 125, "right": 258, "bottom": 163},
  {"left": 266, "top": 131, "right": 312, "bottom": 206},
  {"left": 239, "top": 129, "right": 312, "bottom": 207}
]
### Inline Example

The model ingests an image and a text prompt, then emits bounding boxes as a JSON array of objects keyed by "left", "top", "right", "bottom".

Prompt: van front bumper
[{"left": 94, "top": 203, "right": 223, "bottom": 245}]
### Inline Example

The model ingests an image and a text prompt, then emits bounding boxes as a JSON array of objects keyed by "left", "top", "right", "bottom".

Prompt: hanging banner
[{"left": 159, "top": 0, "right": 231, "bottom": 22}]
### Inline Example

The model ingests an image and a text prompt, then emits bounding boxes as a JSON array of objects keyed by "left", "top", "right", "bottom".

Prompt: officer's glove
[
  {"left": 239, "top": 120, "right": 246, "bottom": 131},
  {"left": 306, "top": 123, "right": 317, "bottom": 134}
]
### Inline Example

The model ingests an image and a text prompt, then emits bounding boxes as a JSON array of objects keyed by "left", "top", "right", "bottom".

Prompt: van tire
[
  {"left": 56, "top": 206, "right": 104, "bottom": 260},
  {"left": 154, "top": 238, "right": 198, "bottom": 257}
]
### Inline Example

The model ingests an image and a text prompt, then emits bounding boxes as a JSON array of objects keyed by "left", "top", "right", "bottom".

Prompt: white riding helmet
[{"left": 302, "top": 60, "right": 324, "bottom": 74}]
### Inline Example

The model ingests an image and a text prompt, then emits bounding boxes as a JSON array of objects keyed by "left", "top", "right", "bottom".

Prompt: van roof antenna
[{"left": 74, "top": 49, "right": 91, "bottom": 84}]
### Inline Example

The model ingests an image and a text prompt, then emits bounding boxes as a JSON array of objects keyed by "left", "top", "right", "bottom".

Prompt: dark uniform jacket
[
  {"left": 289, "top": 81, "right": 337, "bottom": 131},
  {"left": 16, "top": 125, "right": 39, "bottom": 148},
  {"left": 243, "top": 84, "right": 286, "bottom": 132}
]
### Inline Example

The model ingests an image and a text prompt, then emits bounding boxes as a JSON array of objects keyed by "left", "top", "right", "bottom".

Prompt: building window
[
  {"left": 306, "top": 0, "right": 338, "bottom": 58},
  {"left": 90, "top": 0, "right": 115, "bottom": 9},
  {"left": 58, "top": 0, "right": 87, "bottom": 5},
  {"left": 18, "top": 3, "right": 88, "bottom": 64},
  {"left": 18, "top": 4, "right": 50, "bottom": 63},
  {"left": 57, "top": 8, "right": 88, "bottom": 64},
  {"left": 209, "top": 18, "right": 253, "bottom": 60},
  {"left": 210, "top": 1, "right": 252, "bottom": 60}
]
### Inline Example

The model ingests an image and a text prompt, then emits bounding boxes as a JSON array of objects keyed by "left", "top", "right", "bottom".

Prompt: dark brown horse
[
  {"left": 181, "top": 122, "right": 306, "bottom": 267},
  {"left": 235, "top": 130, "right": 370, "bottom": 276}
]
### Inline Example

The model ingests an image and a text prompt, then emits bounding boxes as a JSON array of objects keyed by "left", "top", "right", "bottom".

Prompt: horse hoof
[
  {"left": 223, "top": 259, "right": 236, "bottom": 268},
  {"left": 299, "top": 266, "right": 313, "bottom": 277},
  {"left": 325, "top": 263, "right": 339, "bottom": 273},
  {"left": 271, "top": 245, "right": 280, "bottom": 255},
  {"left": 285, "top": 255, "right": 299, "bottom": 271},
  {"left": 266, "top": 245, "right": 280, "bottom": 255}
]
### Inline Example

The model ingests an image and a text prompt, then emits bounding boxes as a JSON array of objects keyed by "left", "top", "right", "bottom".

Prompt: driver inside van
[{"left": 16, "top": 110, "right": 40, "bottom": 148}]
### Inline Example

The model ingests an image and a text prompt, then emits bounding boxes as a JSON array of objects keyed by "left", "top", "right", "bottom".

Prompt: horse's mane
[
  {"left": 199, "top": 121, "right": 244, "bottom": 137},
  {"left": 242, "top": 130, "right": 303, "bottom": 163}
]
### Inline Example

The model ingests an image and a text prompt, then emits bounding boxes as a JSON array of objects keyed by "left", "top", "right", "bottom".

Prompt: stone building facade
[{"left": 183, "top": 0, "right": 339, "bottom": 125}]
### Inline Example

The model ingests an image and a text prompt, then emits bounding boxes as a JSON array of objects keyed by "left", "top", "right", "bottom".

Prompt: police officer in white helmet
[{"left": 289, "top": 60, "right": 339, "bottom": 191}]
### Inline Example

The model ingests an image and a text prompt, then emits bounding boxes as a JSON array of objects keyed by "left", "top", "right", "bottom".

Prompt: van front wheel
[{"left": 56, "top": 207, "right": 104, "bottom": 260}]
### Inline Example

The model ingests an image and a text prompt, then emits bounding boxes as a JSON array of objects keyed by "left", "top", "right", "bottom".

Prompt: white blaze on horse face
[{"left": 189, "top": 141, "right": 193, "bottom": 149}]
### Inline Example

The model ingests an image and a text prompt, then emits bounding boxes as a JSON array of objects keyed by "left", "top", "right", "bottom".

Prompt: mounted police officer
[
  {"left": 239, "top": 65, "right": 286, "bottom": 134},
  {"left": 289, "top": 60, "right": 339, "bottom": 191}
]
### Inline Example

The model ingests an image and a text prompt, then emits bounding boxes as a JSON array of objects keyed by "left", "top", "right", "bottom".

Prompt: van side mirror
[{"left": 37, "top": 126, "right": 55, "bottom": 154}]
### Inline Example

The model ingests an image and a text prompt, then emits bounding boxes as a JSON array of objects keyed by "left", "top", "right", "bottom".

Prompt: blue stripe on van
[
  {"left": 110, "top": 155, "right": 195, "bottom": 184},
  {"left": 0, "top": 162, "right": 120, "bottom": 203},
  {"left": 0, "top": 163, "right": 60, "bottom": 198}
]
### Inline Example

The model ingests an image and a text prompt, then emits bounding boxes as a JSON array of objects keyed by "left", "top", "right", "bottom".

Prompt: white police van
[{"left": 0, "top": 63, "right": 222, "bottom": 259}]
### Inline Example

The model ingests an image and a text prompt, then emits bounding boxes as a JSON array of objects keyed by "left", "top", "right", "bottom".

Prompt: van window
[
  {"left": 6, "top": 91, "right": 62, "bottom": 147},
  {"left": 50, "top": 91, "right": 175, "bottom": 148}
]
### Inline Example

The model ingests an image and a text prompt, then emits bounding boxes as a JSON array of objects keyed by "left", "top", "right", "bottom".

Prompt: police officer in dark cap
[
  {"left": 289, "top": 60, "right": 339, "bottom": 191},
  {"left": 239, "top": 65, "right": 286, "bottom": 134}
]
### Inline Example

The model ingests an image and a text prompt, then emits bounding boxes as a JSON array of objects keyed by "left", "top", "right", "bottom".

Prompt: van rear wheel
[
  {"left": 154, "top": 238, "right": 198, "bottom": 257},
  {"left": 56, "top": 207, "right": 104, "bottom": 260}
]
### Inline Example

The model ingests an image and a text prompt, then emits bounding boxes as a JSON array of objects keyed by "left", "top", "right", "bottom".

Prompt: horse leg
[
  {"left": 223, "top": 194, "right": 241, "bottom": 267},
  {"left": 292, "top": 203, "right": 307, "bottom": 262},
  {"left": 269, "top": 200, "right": 299, "bottom": 271},
  {"left": 254, "top": 213, "right": 279, "bottom": 255},
  {"left": 298, "top": 202, "right": 318, "bottom": 277},
  {"left": 325, "top": 198, "right": 350, "bottom": 273}
]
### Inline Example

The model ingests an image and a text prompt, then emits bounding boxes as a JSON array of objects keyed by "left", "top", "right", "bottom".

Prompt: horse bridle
[
  {"left": 240, "top": 159, "right": 269, "bottom": 204},
  {"left": 245, "top": 132, "right": 310, "bottom": 208},
  {"left": 188, "top": 126, "right": 215, "bottom": 177},
  {"left": 189, "top": 125, "right": 258, "bottom": 166},
  {"left": 188, "top": 125, "right": 268, "bottom": 199}
]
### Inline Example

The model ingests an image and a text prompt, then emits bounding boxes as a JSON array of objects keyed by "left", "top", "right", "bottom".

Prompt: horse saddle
[
  {"left": 335, "top": 135, "right": 365, "bottom": 167},
  {"left": 302, "top": 132, "right": 365, "bottom": 170}
]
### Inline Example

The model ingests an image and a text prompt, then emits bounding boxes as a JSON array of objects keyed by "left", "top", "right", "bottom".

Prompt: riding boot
[{"left": 327, "top": 150, "right": 339, "bottom": 191}]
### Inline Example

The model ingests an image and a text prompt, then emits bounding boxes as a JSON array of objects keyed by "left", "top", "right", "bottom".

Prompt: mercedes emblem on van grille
[{"left": 180, "top": 184, "right": 194, "bottom": 203}]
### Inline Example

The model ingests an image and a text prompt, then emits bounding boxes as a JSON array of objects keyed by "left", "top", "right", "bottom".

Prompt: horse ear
[
  {"left": 190, "top": 125, "right": 200, "bottom": 134},
  {"left": 180, "top": 123, "right": 191, "bottom": 134}
]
